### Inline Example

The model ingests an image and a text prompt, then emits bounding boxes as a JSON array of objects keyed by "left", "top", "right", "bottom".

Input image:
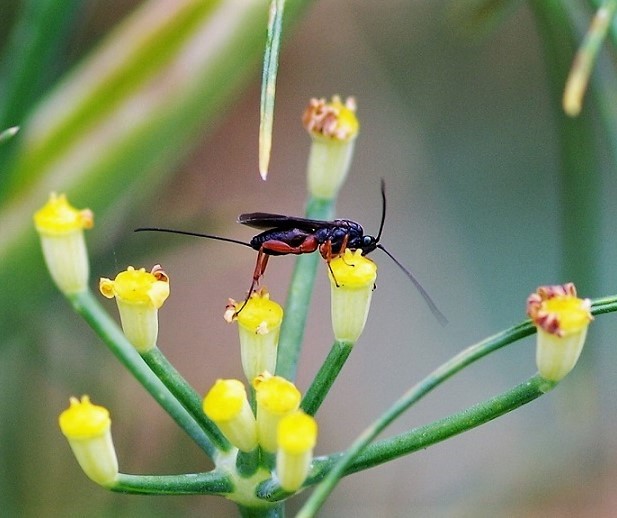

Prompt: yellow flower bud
[
  {"left": 276, "top": 411, "right": 317, "bottom": 492},
  {"left": 254, "top": 373, "right": 301, "bottom": 453},
  {"left": 328, "top": 249, "right": 377, "bottom": 343},
  {"left": 527, "top": 283, "right": 593, "bottom": 381},
  {"left": 33, "top": 193, "right": 93, "bottom": 294},
  {"left": 225, "top": 289, "right": 283, "bottom": 384},
  {"left": 302, "top": 96, "right": 359, "bottom": 199},
  {"left": 99, "top": 265, "right": 169, "bottom": 352},
  {"left": 58, "top": 396, "right": 118, "bottom": 487},
  {"left": 203, "top": 379, "right": 257, "bottom": 452}
]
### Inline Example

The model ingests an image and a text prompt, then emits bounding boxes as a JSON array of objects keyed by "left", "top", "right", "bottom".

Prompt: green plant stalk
[
  {"left": 276, "top": 196, "right": 336, "bottom": 380},
  {"left": 596, "top": 0, "right": 617, "bottom": 45},
  {"left": 113, "top": 471, "right": 233, "bottom": 495},
  {"left": 301, "top": 340, "right": 353, "bottom": 416},
  {"left": 257, "top": 374, "right": 555, "bottom": 501},
  {"left": 294, "top": 294, "right": 617, "bottom": 515},
  {"left": 68, "top": 289, "right": 216, "bottom": 457},
  {"left": 141, "top": 347, "right": 230, "bottom": 451},
  {"left": 562, "top": 0, "right": 617, "bottom": 116},
  {"left": 335, "top": 374, "right": 555, "bottom": 474},
  {"left": 294, "top": 320, "right": 536, "bottom": 515},
  {"left": 530, "top": 0, "right": 601, "bottom": 294},
  {"left": 259, "top": 0, "right": 286, "bottom": 179},
  {"left": 238, "top": 504, "right": 284, "bottom": 518},
  {"left": 582, "top": 1, "right": 617, "bottom": 169},
  {"left": 236, "top": 448, "right": 261, "bottom": 478}
]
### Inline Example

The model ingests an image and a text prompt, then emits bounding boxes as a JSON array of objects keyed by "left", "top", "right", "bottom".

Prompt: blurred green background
[{"left": 2, "top": 0, "right": 617, "bottom": 516}]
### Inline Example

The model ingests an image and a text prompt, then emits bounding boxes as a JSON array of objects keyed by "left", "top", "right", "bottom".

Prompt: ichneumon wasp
[{"left": 135, "top": 181, "right": 446, "bottom": 324}]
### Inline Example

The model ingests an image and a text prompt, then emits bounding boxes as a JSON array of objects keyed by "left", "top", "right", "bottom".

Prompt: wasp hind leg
[{"left": 234, "top": 249, "right": 270, "bottom": 316}]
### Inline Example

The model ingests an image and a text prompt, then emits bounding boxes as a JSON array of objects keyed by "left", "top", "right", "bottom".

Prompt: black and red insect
[{"left": 135, "top": 182, "right": 445, "bottom": 323}]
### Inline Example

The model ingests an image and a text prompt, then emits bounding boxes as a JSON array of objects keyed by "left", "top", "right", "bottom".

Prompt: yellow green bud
[
  {"left": 276, "top": 411, "right": 318, "bottom": 491},
  {"left": 328, "top": 249, "right": 377, "bottom": 343},
  {"left": 33, "top": 193, "right": 93, "bottom": 294},
  {"left": 203, "top": 379, "right": 257, "bottom": 452},
  {"left": 58, "top": 396, "right": 118, "bottom": 487},
  {"left": 527, "top": 283, "right": 593, "bottom": 381},
  {"left": 225, "top": 289, "right": 283, "bottom": 383},
  {"left": 99, "top": 265, "right": 169, "bottom": 352},
  {"left": 253, "top": 373, "right": 301, "bottom": 453}
]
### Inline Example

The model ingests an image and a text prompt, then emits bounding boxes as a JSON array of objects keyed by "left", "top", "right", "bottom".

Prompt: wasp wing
[{"left": 238, "top": 212, "right": 332, "bottom": 231}]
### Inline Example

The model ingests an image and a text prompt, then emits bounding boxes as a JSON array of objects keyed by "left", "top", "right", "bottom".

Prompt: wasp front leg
[{"left": 319, "top": 234, "right": 349, "bottom": 288}]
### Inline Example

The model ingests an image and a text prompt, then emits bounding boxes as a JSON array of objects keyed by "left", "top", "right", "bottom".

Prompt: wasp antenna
[
  {"left": 377, "top": 244, "right": 447, "bottom": 325},
  {"left": 134, "top": 227, "right": 253, "bottom": 248},
  {"left": 376, "top": 179, "right": 387, "bottom": 242}
]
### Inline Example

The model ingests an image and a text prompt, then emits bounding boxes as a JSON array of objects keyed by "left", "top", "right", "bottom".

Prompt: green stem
[
  {"left": 113, "top": 471, "right": 233, "bottom": 495},
  {"left": 331, "top": 374, "right": 555, "bottom": 475},
  {"left": 68, "top": 290, "right": 216, "bottom": 457},
  {"left": 257, "top": 375, "right": 555, "bottom": 502},
  {"left": 276, "top": 196, "right": 335, "bottom": 380},
  {"left": 296, "top": 320, "right": 536, "bottom": 516},
  {"left": 301, "top": 340, "right": 353, "bottom": 416},
  {"left": 293, "top": 295, "right": 617, "bottom": 515},
  {"left": 238, "top": 503, "right": 285, "bottom": 518},
  {"left": 236, "top": 448, "right": 261, "bottom": 478},
  {"left": 530, "top": 0, "right": 601, "bottom": 294},
  {"left": 562, "top": 0, "right": 617, "bottom": 116},
  {"left": 142, "top": 347, "right": 230, "bottom": 451}
]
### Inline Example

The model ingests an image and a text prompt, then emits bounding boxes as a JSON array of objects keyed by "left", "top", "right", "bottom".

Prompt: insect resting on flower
[{"left": 135, "top": 180, "right": 445, "bottom": 323}]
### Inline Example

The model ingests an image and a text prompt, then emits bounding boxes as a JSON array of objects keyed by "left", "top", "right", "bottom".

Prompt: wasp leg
[
  {"left": 260, "top": 235, "right": 319, "bottom": 255},
  {"left": 235, "top": 249, "right": 270, "bottom": 316},
  {"left": 319, "top": 235, "right": 349, "bottom": 288}
]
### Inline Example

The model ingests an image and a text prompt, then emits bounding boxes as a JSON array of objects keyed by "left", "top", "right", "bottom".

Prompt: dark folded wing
[{"left": 238, "top": 212, "right": 330, "bottom": 231}]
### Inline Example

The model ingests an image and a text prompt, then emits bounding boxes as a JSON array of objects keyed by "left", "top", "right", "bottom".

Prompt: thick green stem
[
  {"left": 113, "top": 471, "right": 233, "bottom": 495},
  {"left": 237, "top": 448, "right": 261, "bottom": 478},
  {"left": 276, "top": 197, "right": 335, "bottom": 380},
  {"left": 257, "top": 375, "right": 555, "bottom": 502},
  {"left": 301, "top": 340, "right": 353, "bottom": 416},
  {"left": 329, "top": 374, "right": 555, "bottom": 475},
  {"left": 68, "top": 290, "right": 216, "bottom": 457},
  {"left": 142, "top": 347, "right": 230, "bottom": 451}
]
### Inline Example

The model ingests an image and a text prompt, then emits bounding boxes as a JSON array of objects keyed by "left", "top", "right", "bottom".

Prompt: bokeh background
[{"left": 2, "top": 0, "right": 617, "bottom": 516}]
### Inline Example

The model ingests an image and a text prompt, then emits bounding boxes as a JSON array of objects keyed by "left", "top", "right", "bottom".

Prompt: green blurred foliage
[{"left": 2, "top": 0, "right": 617, "bottom": 516}]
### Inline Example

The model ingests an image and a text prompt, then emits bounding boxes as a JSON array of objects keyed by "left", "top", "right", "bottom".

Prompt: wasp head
[{"left": 357, "top": 234, "right": 378, "bottom": 255}]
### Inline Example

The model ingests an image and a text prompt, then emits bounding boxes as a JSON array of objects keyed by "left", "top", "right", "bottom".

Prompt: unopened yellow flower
[
  {"left": 203, "top": 379, "right": 257, "bottom": 452},
  {"left": 276, "top": 411, "right": 318, "bottom": 492},
  {"left": 253, "top": 373, "right": 301, "bottom": 453},
  {"left": 328, "top": 249, "right": 377, "bottom": 343},
  {"left": 527, "top": 283, "right": 593, "bottom": 381},
  {"left": 99, "top": 265, "right": 169, "bottom": 352},
  {"left": 225, "top": 289, "right": 283, "bottom": 384},
  {"left": 33, "top": 193, "right": 93, "bottom": 294},
  {"left": 58, "top": 396, "right": 118, "bottom": 487},
  {"left": 302, "top": 96, "right": 359, "bottom": 199}
]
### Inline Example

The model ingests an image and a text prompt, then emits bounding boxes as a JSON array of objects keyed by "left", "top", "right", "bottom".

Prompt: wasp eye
[{"left": 363, "top": 236, "right": 374, "bottom": 246}]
